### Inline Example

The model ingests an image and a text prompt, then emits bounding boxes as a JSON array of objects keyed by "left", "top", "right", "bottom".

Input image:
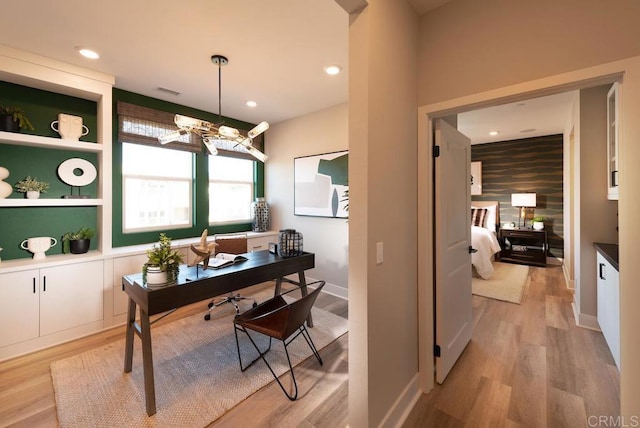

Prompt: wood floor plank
[
  {"left": 547, "top": 386, "right": 588, "bottom": 428},
  {"left": 507, "top": 342, "right": 547, "bottom": 426},
  {"left": 463, "top": 376, "right": 512, "bottom": 427}
]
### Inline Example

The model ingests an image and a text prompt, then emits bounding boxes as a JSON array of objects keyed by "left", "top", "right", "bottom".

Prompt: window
[
  {"left": 209, "top": 156, "right": 254, "bottom": 224},
  {"left": 122, "top": 143, "right": 193, "bottom": 232}
]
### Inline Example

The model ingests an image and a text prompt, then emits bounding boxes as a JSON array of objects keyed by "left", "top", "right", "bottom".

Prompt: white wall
[{"left": 265, "top": 103, "right": 349, "bottom": 297}]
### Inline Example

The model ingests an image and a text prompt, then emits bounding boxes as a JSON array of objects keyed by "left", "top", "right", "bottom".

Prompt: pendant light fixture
[{"left": 158, "top": 54, "right": 269, "bottom": 162}]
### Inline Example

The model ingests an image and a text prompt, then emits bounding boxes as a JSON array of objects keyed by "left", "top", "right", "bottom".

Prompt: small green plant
[
  {"left": 532, "top": 215, "right": 545, "bottom": 223},
  {"left": 14, "top": 176, "right": 50, "bottom": 193},
  {"left": 0, "top": 105, "right": 35, "bottom": 131},
  {"left": 62, "top": 227, "right": 95, "bottom": 253},
  {"left": 143, "top": 233, "right": 183, "bottom": 284}
]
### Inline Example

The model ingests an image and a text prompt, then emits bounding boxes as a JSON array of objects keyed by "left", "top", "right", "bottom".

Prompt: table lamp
[{"left": 511, "top": 193, "right": 536, "bottom": 228}]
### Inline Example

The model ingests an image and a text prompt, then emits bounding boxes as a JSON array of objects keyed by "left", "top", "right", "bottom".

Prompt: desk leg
[
  {"left": 274, "top": 277, "right": 283, "bottom": 296},
  {"left": 140, "top": 309, "right": 157, "bottom": 416},
  {"left": 298, "top": 271, "right": 314, "bottom": 328},
  {"left": 124, "top": 298, "right": 136, "bottom": 373}
]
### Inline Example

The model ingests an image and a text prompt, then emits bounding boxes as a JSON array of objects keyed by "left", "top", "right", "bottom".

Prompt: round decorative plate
[{"left": 57, "top": 158, "right": 97, "bottom": 187}]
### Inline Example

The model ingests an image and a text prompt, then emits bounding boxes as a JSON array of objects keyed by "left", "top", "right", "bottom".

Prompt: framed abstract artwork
[
  {"left": 471, "top": 161, "right": 482, "bottom": 195},
  {"left": 294, "top": 150, "right": 348, "bottom": 218}
]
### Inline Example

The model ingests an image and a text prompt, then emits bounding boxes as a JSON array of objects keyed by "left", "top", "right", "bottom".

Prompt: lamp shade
[{"left": 511, "top": 193, "right": 536, "bottom": 207}]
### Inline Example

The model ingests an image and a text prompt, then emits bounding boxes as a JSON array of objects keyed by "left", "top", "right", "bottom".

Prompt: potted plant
[
  {"left": 531, "top": 215, "right": 545, "bottom": 230},
  {"left": 0, "top": 105, "right": 35, "bottom": 133},
  {"left": 62, "top": 226, "right": 95, "bottom": 254},
  {"left": 143, "top": 233, "right": 183, "bottom": 285},
  {"left": 14, "top": 176, "right": 50, "bottom": 199}
]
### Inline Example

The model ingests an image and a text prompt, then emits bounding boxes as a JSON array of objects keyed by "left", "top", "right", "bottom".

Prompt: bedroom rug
[
  {"left": 472, "top": 262, "right": 530, "bottom": 304},
  {"left": 50, "top": 290, "right": 348, "bottom": 428}
]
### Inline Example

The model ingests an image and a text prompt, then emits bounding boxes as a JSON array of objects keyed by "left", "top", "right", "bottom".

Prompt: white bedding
[{"left": 472, "top": 225, "right": 502, "bottom": 280}]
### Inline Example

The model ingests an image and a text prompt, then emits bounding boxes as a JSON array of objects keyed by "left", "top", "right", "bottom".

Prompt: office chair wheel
[
  {"left": 204, "top": 313, "right": 211, "bottom": 321},
  {"left": 207, "top": 302, "right": 214, "bottom": 309}
]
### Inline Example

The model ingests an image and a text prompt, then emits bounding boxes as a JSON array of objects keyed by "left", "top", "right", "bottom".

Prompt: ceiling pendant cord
[{"left": 211, "top": 54, "right": 228, "bottom": 126}]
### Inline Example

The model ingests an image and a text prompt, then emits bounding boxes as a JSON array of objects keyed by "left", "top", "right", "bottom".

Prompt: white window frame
[{"left": 208, "top": 157, "right": 255, "bottom": 225}]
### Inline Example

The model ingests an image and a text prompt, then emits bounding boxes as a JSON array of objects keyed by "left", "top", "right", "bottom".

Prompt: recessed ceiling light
[
  {"left": 489, "top": 131, "right": 499, "bottom": 136},
  {"left": 76, "top": 47, "right": 99, "bottom": 59},
  {"left": 246, "top": 100, "right": 258, "bottom": 108},
  {"left": 324, "top": 65, "right": 342, "bottom": 75}
]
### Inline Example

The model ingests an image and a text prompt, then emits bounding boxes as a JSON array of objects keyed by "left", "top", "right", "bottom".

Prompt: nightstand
[{"left": 498, "top": 228, "right": 547, "bottom": 267}]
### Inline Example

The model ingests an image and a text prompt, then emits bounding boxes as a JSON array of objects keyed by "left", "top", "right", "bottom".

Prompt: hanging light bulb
[
  {"left": 248, "top": 121, "right": 269, "bottom": 139},
  {"left": 158, "top": 129, "right": 189, "bottom": 145}
]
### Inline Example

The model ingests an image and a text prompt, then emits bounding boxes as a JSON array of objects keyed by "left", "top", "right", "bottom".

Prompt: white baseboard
[
  {"left": 562, "top": 264, "right": 575, "bottom": 290},
  {"left": 379, "top": 373, "right": 422, "bottom": 428},
  {"left": 571, "top": 299, "right": 601, "bottom": 331},
  {"left": 284, "top": 274, "right": 348, "bottom": 300}
]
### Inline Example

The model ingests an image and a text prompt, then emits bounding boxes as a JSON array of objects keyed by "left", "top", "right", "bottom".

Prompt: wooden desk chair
[
  {"left": 233, "top": 280, "right": 325, "bottom": 400},
  {"left": 203, "top": 234, "right": 256, "bottom": 320}
]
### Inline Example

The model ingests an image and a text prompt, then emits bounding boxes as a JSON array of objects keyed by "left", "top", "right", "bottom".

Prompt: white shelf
[
  {"left": 0, "top": 131, "right": 101, "bottom": 153},
  {"left": 0, "top": 198, "right": 102, "bottom": 207}
]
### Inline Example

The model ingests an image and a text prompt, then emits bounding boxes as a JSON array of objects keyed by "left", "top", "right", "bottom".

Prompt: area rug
[
  {"left": 472, "top": 262, "right": 530, "bottom": 304},
  {"left": 50, "top": 290, "right": 348, "bottom": 428}
]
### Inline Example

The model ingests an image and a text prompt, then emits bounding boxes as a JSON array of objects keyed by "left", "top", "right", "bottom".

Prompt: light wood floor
[
  {"left": 0, "top": 266, "right": 619, "bottom": 427},
  {"left": 404, "top": 265, "right": 620, "bottom": 427},
  {"left": 0, "top": 282, "right": 349, "bottom": 428}
]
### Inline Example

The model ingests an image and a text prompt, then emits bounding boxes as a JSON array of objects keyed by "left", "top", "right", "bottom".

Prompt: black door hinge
[
  {"left": 433, "top": 145, "right": 440, "bottom": 157},
  {"left": 434, "top": 344, "right": 441, "bottom": 357}
]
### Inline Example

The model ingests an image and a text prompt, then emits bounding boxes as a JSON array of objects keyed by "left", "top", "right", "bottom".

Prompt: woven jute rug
[
  {"left": 50, "top": 290, "right": 348, "bottom": 428},
  {"left": 472, "top": 262, "right": 530, "bottom": 304}
]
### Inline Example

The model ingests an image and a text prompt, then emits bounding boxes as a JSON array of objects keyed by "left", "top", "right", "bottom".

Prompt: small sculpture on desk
[{"left": 189, "top": 229, "right": 218, "bottom": 269}]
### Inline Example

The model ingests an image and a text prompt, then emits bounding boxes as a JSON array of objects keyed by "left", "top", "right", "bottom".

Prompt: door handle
[
  {"left": 599, "top": 263, "right": 606, "bottom": 280},
  {"left": 469, "top": 246, "right": 478, "bottom": 254}
]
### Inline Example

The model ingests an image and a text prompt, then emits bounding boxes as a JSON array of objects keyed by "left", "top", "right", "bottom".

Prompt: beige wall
[
  {"left": 574, "top": 86, "right": 619, "bottom": 320},
  {"left": 265, "top": 103, "right": 349, "bottom": 295},
  {"left": 347, "top": 0, "right": 419, "bottom": 426},
  {"left": 416, "top": 0, "right": 640, "bottom": 418},
  {"left": 418, "top": 0, "right": 640, "bottom": 106}
]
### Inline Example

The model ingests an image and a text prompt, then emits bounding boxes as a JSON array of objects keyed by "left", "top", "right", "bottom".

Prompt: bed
[{"left": 471, "top": 201, "right": 502, "bottom": 279}]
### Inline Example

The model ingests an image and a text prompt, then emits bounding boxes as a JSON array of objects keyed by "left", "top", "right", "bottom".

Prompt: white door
[
  {"left": 434, "top": 119, "right": 473, "bottom": 383},
  {"left": 0, "top": 270, "right": 40, "bottom": 347}
]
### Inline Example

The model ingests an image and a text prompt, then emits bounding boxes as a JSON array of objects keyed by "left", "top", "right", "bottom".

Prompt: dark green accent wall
[
  {"left": 0, "top": 82, "right": 265, "bottom": 260},
  {"left": 111, "top": 89, "right": 265, "bottom": 248},
  {"left": 471, "top": 135, "right": 564, "bottom": 258},
  {"left": 0, "top": 81, "right": 98, "bottom": 260}
]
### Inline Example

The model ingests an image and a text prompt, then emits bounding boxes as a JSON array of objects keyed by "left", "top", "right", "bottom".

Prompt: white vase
[
  {"left": 26, "top": 190, "right": 40, "bottom": 199},
  {"left": 146, "top": 267, "right": 167, "bottom": 285},
  {"left": 533, "top": 221, "right": 544, "bottom": 230},
  {"left": 0, "top": 167, "right": 11, "bottom": 199}
]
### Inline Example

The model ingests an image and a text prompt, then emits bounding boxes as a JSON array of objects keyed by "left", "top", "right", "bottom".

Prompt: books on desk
[{"left": 207, "top": 253, "right": 248, "bottom": 269}]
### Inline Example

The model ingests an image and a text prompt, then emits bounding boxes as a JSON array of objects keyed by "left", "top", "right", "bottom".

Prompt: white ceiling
[
  {"left": 0, "top": 0, "right": 573, "bottom": 140},
  {"left": 458, "top": 91, "right": 576, "bottom": 145}
]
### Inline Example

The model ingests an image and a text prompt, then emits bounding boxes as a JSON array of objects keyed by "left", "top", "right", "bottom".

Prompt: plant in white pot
[
  {"left": 14, "top": 176, "right": 49, "bottom": 199},
  {"left": 143, "top": 233, "right": 183, "bottom": 285},
  {"left": 62, "top": 226, "right": 95, "bottom": 254},
  {"left": 531, "top": 216, "right": 545, "bottom": 230}
]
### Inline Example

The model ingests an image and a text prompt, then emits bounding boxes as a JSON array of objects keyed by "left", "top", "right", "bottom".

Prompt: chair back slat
[
  {"left": 284, "top": 281, "right": 325, "bottom": 337},
  {"left": 215, "top": 234, "right": 248, "bottom": 254}
]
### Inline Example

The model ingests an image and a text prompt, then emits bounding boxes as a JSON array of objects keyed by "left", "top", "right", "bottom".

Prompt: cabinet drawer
[{"left": 247, "top": 235, "right": 276, "bottom": 252}]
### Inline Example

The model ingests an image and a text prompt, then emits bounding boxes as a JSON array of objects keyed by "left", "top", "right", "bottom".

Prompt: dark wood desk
[{"left": 122, "top": 250, "right": 315, "bottom": 416}]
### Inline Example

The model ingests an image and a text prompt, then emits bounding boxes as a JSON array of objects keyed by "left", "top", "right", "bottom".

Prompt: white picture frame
[{"left": 471, "top": 161, "right": 482, "bottom": 195}]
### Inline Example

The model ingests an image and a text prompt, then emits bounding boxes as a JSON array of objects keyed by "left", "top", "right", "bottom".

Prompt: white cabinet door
[
  {"left": 0, "top": 270, "right": 39, "bottom": 347},
  {"left": 607, "top": 83, "right": 619, "bottom": 200},
  {"left": 113, "top": 254, "right": 148, "bottom": 316},
  {"left": 597, "top": 253, "right": 620, "bottom": 368},
  {"left": 39, "top": 260, "right": 104, "bottom": 336}
]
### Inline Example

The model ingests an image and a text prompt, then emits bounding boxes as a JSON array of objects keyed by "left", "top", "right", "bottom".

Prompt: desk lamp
[{"left": 511, "top": 193, "right": 536, "bottom": 228}]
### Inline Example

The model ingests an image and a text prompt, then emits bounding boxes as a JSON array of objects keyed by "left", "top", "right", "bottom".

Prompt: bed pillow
[
  {"left": 471, "top": 208, "right": 488, "bottom": 228},
  {"left": 472, "top": 204, "right": 497, "bottom": 232}
]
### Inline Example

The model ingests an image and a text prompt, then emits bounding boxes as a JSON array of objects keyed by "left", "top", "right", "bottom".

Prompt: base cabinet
[
  {"left": 597, "top": 253, "right": 620, "bottom": 369},
  {"left": 0, "top": 260, "right": 104, "bottom": 349}
]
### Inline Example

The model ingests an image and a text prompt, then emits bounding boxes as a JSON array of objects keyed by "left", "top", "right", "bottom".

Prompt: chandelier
[{"left": 157, "top": 55, "right": 269, "bottom": 162}]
